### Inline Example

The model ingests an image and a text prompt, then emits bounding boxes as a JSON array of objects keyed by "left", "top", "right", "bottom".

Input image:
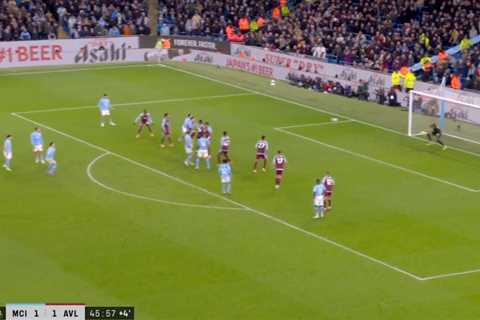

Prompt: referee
[{"left": 427, "top": 123, "right": 447, "bottom": 150}]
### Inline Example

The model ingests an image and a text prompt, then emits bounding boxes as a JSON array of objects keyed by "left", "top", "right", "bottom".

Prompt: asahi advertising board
[{"left": 0, "top": 36, "right": 139, "bottom": 68}]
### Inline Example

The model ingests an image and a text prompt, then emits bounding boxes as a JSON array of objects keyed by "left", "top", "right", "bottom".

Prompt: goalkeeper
[{"left": 426, "top": 123, "right": 447, "bottom": 150}]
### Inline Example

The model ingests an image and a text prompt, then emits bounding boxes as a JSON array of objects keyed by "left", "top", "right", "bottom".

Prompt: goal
[{"left": 408, "top": 89, "right": 480, "bottom": 151}]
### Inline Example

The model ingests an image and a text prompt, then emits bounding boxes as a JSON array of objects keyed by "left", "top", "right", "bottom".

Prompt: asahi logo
[{"left": 75, "top": 42, "right": 132, "bottom": 64}]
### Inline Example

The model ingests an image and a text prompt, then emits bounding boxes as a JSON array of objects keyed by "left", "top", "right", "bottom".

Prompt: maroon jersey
[
  {"left": 197, "top": 125, "right": 206, "bottom": 138},
  {"left": 220, "top": 135, "right": 230, "bottom": 152},
  {"left": 141, "top": 113, "right": 150, "bottom": 124},
  {"left": 162, "top": 117, "right": 171, "bottom": 134},
  {"left": 136, "top": 112, "right": 152, "bottom": 125},
  {"left": 255, "top": 140, "right": 269, "bottom": 158},
  {"left": 273, "top": 154, "right": 287, "bottom": 172},
  {"left": 322, "top": 175, "right": 335, "bottom": 194}
]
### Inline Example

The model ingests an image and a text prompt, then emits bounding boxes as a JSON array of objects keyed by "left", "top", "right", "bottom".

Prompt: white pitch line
[
  {"left": 275, "top": 127, "right": 480, "bottom": 193},
  {"left": 277, "top": 119, "right": 354, "bottom": 130},
  {"left": 16, "top": 92, "right": 254, "bottom": 114},
  {"left": 420, "top": 268, "right": 480, "bottom": 281},
  {"left": 11, "top": 112, "right": 423, "bottom": 281},
  {"left": 161, "top": 63, "right": 480, "bottom": 160},
  {"left": 87, "top": 152, "right": 246, "bottom": 211}
]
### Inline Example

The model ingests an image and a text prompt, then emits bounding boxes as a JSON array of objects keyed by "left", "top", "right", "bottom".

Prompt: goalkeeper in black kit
[{"left": 427, "top": 123, "right": 447, "bottom": 150}]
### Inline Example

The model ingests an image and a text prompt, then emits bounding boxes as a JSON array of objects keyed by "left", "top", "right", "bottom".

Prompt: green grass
[{"left": 2, "top": 62, "right": 480, "bottom": 319}]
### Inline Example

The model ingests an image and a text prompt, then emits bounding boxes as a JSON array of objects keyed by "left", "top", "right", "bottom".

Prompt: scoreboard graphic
[{"left": 0, "top": 305, "right": 134, "bottom": 320}]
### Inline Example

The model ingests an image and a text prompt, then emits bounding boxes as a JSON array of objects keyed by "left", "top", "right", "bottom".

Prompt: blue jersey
[
  {"left": 313, "top": 184, "right": 325, "bottom": 197},
  {"left": 197, "top": 137, "right": 209, "bottom": 151},
  {"left": 98, "top": 97, "right": 111, "bottom": 111},
  {"left": 218, "top": 163, "right": 232, "bottom": 178},
  {"left": 30, "top": 131, "right": 43, "bottom": 146},
  {"left": 3, "top": 138, "right": 12, "bottom": 154},
  {"left": 184, "top": 134, "right": 193, "bottom": 149},
  {"left": 45, "top": 146, "right": 56, "bottom": 161},
  {"left": 183, "top": 117, "right": 193, "bottom": 130}
]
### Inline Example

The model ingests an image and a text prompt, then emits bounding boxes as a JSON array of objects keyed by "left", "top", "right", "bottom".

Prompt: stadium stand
[
  {"left": 0, "top": 0, "right": 58, "bottom": 41},
  {"left": 55, "top": 0, "right": 150, "bottom": 38},
  {"left": 158, "top": 0, "right": 480, "bottom": 91},
  {"left": 0, "top": 0, "right": 150, "bottom": 41}
]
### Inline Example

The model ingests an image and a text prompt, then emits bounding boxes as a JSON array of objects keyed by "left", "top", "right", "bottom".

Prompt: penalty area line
[
  {"left": 420, "top": 268, "right": 480, "bottom": 281},
  {"left": 10, "top": 112, "right": 423, "bottom": 282},
  {"left": 87, "top": 152, "right": 246, "bottom": 211}
]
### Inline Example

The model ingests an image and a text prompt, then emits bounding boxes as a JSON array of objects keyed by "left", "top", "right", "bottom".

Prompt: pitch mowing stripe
[
  {"left": 0, "top": 63, "right": 156, "bottom": 77},
  {"left": 275, "top": 127, "right": 479, "bottom": 192},
  {"left": 87, "top": 152, "right": 246, "bottom": 211},
  {"left": 161, "top": 63, "right": 480, "bottom": 160},
  {"left": 17, "top": 93, "right": 254, "bottom": 114},
  {"left": 11, "top": 112, "right": 423, "bottom": 281}
]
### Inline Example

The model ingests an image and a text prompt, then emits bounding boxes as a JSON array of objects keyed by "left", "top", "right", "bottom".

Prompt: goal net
[{"left": 408, "top": 89, "right": 480, "bottom": 153}]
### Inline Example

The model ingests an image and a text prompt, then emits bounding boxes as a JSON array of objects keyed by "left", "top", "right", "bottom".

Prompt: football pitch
[{"left": 2, "top": 62, "right": 480, "bottom": 319}]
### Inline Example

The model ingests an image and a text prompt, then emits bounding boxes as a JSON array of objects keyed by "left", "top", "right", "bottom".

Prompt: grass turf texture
[{"left": 1, "top": 62, "right": 480, "bottom": 319}]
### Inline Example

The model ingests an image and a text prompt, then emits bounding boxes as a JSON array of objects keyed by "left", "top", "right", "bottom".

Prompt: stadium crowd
[
  {"left": 0, "top": 0, "right": 58, "bottom": 41},
  {"left": 158, "top": 0, "right": 480, "bottom": 91},
  {"left": 0, "top": 0, "right": 150, "bottom": 41},
  {"left": 56, "top": 0, "right": 150, "bottom": 38}
]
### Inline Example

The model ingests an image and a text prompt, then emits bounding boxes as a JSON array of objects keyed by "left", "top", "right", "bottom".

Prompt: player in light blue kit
[
  {"left": 45, "top": 142, "right": 57, "bottom": 175},
  {"left": 184, "top": 130, "right": 194, "bottom": 166},
  {"left": 313, "top": 178, "right": 326, "bottom": 219},
  {"left": 218, "top": 159, "right": 232, "bottom": 194},
  {"left": 98, "top": 94, "right": 116, "bottom": 127},
  {"left": 195, "top": 136, "right": 210, "bottom": 170},
  {"left": 30, "top": 127, "right": 45, "bottom": 164},
  {"left": 3, "top": 134, "right": 13, "bottom": 171}
]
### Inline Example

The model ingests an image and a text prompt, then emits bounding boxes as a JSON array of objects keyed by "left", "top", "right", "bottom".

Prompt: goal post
[{"left": 408, "top": 89, "right": 480, "bottom": 149}]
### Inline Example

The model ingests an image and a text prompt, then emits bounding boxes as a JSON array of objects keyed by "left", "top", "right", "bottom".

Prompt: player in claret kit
[
  {"left": 134, "top": 110, "right": 154, "bottom": 138},
  {"left": 204, "top": 121, "right": 213, "bottom": 141},
  {"left": 321, "top": 171, "right": 335, "bottom": 211},
  {"left": 160, "top": 113, "right": 174, "bottom": 148},
  {"left": 253, "top": 135, "right": 269, "bottom": 173},
  {"left": 272, "top": 150, "right": 287, "bottom": 189},
  {"left": 30, "top": 127, "right": 45, "bottom": 164},
  {"left": 217, "top": 131, "right": 231, "bottom": 163},
  {"left": 98, "top": 94, "right": 116, "bottom": 127},
  {"left": 196, "top": 120, "right": 205, "bottom": 138}
]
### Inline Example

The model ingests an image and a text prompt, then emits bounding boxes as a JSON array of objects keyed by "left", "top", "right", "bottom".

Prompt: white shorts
[
  {"left": 101, "top": 110, "right": 111, "bottom": 116},
  {"left": 197, "top": 149, "right": 209, "bottom": 159},
  {"left": 3, "top": 152, "right": 12, "bottom": 160},
  {"left": 314, "top": 196, "right": 324, "bottom": 207},
  {"left": 221, "top": 176, "right": 231, "bottom": 184},
  {"left": 185, "top": 147, "right": 193, "bottom": 154},
  {"left": 33, "top": 145, "right": 43, "bottom": 152}
]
